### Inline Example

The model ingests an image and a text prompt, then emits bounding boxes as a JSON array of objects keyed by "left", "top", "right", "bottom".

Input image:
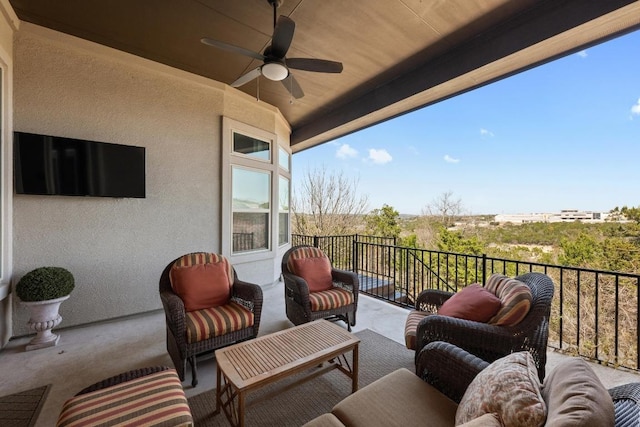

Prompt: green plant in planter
[{"left": 16, "top": 267, "right": 75, "bottom": 301}]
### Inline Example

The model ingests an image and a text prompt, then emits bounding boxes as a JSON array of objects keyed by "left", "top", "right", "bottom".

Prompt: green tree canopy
[{"left": 366, "top": 204, "right": 401, "bottom": 238}]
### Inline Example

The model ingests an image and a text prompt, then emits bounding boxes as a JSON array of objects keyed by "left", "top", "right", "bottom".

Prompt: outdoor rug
[
  {"left": 188, "top": 329, "right": 414, "bottom": 426},
  {"left": 0, "top": 384, "right": 51, "bottom": 427}
]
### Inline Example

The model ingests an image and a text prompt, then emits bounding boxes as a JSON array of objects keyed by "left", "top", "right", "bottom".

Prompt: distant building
[{"left": 494, "top": 209, "right": 610, "bottom": 224}]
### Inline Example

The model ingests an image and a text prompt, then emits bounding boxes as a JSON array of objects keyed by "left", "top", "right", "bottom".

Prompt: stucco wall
[{"left": 12, "top": 24, "right": 289, "bottom": 336}]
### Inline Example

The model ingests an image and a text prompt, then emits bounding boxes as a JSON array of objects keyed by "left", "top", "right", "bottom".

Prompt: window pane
[
  {"left": 233, "top": 213, "right": 269, "bottom": 253},
  {"left": 232, "top": 167, "right": 270, "bottom": 252},
  {"left": 233, "top": 132, "right": 270, "bottom": 161},
  {"left": 279, "top": 176, "right": 289, "bottom": 245},
  {"left": 232, "top": 168, "right": 270, "bottom": 210},
  {"left": 278, "top": 146, "right": 289, "bottom": 171}
]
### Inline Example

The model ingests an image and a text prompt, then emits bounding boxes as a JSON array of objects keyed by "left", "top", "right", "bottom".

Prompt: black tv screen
[{"left": 14, "top": 132, "right": 145, "bottom": 198}]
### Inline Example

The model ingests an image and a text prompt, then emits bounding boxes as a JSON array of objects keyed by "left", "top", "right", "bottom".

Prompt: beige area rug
[
  {"left": 0, "top": 384, "right": 51, "bottom": 427},
  {"left": 188, "top": 329, "right": 414, "bottom": 426}
]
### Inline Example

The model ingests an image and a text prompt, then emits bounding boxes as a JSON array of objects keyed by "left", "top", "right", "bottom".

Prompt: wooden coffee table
[{"left": 215, "top": 319, "right": 360, "bottom": 427}]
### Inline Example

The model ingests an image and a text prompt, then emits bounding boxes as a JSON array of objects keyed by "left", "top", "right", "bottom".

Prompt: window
[
  {"left": 232, "top": 167, "right": 270, "bottom": 252},
  {"left": 279, "top": 176, "right": 289, "bottom": 246},
  {"left": 222, "top": 118, "right": 291, "bottom": 259}
]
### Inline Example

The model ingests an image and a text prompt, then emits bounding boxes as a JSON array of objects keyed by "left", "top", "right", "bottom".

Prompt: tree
[
  {"left": 366, "top": 204, "right": 401, "bottom": 238},
  {"left": 291, "top": 166, "right": 369, "bottom": 236},
  {"left": 558, "top": 232, "right": 600, "bottom": 267},
  {"left": 621, "top": 206, "right": 640, "bottom": 224},
  {"left": 422, "top": 191, "right": 464, "bottom": 228}
]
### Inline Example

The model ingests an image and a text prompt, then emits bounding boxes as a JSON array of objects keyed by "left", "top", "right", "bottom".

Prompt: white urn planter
[{"left": 22, "top": 295, "right": 69, "bottom": 351}]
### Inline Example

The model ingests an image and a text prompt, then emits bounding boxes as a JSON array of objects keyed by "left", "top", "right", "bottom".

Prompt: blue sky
[{"left": 292, "top": 29, "right": 640, "bottom": 216}]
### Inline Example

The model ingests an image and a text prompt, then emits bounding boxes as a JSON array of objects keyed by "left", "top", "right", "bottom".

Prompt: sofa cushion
[
  {"left": 292, "top": 256, "right": 334, "bottom": 292},
  {"left": 170, "top": 262, "right": 231, "bottom": 311},
  {"left": 485, "top": 274, "right": 532, "bottom": 326},
  {"left": 437, "top": 284, "right": 501, "bottom": 322},
  {"left": 456, "top": 351, "right": 546, "bottom": 426},
  {"left": 404, "top": 310, "right": 430, "bottom": 350},
  {"left": 458, "top": 413, "right": 502, "bottom": 427},
  {"left": 541, "top": 358, "right": 615, "bottom": 427},
  {"left": 302, "top": 413, "right": 346, "bottom": 427},
  {"left": 332, "top": 368, "right": 458, "bottom": 427}
]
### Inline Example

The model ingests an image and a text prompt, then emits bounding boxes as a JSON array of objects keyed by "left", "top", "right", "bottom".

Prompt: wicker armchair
[
  {"left": 159, "top": 252, "right": 263, "bottom": 387},
  {"left": 417, "top": 341, "right": 640, "bottom": 427},
  {"left": 409, "top": 272, "right": 554, "bottom": 381},
  {"left": 281, "top": 245, "right": 358, "bottom": 331}
]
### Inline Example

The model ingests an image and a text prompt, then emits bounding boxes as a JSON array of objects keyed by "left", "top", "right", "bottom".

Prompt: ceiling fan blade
[
  {"left": 231, "top": 67, "right": 262, "bottom": 88},
  {"left": 282, "top": 74, "right": 304, "bottom": 99},
  {"left": 201, "top": 38, "right": 265, "bottom": 61},
  {"left": 270, "top": 16, "right": 295, "bottom": 58},
  {"left": 286, "top": 58, "right": 343, "bottom": 73}
]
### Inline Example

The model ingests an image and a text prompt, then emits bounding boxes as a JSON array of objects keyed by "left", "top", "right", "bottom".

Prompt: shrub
[{"left": 16, "top": 267, "right": 75, "bottom": 301}]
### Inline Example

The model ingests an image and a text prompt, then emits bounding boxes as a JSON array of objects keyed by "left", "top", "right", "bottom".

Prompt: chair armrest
[
  {"left": 415, "top": 314, "right": 525, "bottom": 362},
  {"left": 283, "top": 271, "right": 311, "bottom": 300},
  {"left": 160, "top": 290, "right": 186, "bottom": 338},
  {"left": 415, "top": 289, "right": 454, "bottom": 312},
  {"left": 609, "top": 382, "right": 640, "bottom": 427},
  {"left": 331, "top": 268, "right": 359, "bottom": 292},
  {"left": 416, "top": 341, "right": 489, "bottom": 403},
  {"left": 232, "top": 279, "right": 263, "bottom": 308}
]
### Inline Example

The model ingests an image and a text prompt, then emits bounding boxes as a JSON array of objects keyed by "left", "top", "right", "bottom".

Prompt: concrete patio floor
[{"left": 1, "top": 279, "right": 639, "bottom": 426}]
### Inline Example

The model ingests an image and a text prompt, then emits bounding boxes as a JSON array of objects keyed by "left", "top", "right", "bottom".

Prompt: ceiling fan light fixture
[{"left": 261, "top": 62, "right": 288, "bottom": 81}]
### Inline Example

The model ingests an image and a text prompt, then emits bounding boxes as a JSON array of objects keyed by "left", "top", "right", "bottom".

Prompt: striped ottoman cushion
[
  {"left": 57, "top": 369, "right": 193, "bottom": 427},
  {"left": 309, "top": 287, "right": 354, "bottom": 312},
  {"left": 186, "top": 301, "right": 254, "bottom": 343},
  {"left": 404, "top": 310, "right": 430, "bottom": 350}
]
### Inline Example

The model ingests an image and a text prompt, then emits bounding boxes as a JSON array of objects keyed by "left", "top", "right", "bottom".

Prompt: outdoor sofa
[{"left": 304, "top": 341, "right": 640, "bottom": 427}]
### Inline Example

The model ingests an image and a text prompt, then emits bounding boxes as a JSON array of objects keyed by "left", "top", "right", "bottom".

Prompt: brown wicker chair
[
  {"left": 281, "top": 245, "right": 358, "bottom": 331},
  {"left": 409, "top": 272, "right": 554, "bottom": 382},
  {"left": 417, "top": 341, "right": 640, "bottom": 427},
  {"left": 159, "top": 252, "right": 263, "bottom": 387}
]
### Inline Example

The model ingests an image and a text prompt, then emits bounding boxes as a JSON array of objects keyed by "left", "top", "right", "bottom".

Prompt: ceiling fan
[{"left": 201, "top": 0, "right": 343, "bottom": 99}]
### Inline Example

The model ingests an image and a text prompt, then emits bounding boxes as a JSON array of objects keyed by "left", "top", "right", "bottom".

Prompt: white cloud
[
  {"left": 444, "top": 155, "right": 460, "bottom": 164},
  {"left": 577, "top": 50, "right": 588, "bottom": 58},
  {"left": 368, "top": 148, "right": 392, "bottom": 164},
  {"left": 480, "top": 128, "right": 494, "bottom": 137},
  {"left": 336, "top": 143, "right": 358, "bottom": 159},
  {"left": 631, "top": 98, "right": 640, "bottom": 116}
]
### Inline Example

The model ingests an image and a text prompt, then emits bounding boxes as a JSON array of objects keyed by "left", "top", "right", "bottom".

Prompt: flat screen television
[{"left": 14, "top": 132, "right": 145, "bottom": 198}]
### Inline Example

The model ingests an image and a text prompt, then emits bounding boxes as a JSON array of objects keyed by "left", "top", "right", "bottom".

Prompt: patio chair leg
[
  {"left": 189, "top": 356, "right": 198, "bottom": 387},
  {"left": 345, "top": 313, "right": 352, "bottom": 332}
]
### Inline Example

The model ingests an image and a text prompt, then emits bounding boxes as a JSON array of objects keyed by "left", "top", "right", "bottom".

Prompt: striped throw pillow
[{"left": 485, "top": 274, "right": 532, "bottom": 326}]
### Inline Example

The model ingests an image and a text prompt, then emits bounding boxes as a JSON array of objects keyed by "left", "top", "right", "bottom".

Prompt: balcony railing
[{"left": 292, "top": 234, "right": 640, "bottom": 372}]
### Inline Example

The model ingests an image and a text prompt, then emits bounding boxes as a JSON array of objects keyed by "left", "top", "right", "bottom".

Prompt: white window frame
[{"left": 222, "top": 117, "right": 290, "bottom": 263}]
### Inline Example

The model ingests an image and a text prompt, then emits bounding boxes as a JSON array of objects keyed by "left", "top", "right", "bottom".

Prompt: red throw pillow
[
  {"left": 170, "top": 262, "right": 231, "bottom": 311},
  {"left": 438, "top": 284, "right": 502, "bottom": 322},
  {"left": 291, "top": 256, "right": 334, "bottom": 292}
]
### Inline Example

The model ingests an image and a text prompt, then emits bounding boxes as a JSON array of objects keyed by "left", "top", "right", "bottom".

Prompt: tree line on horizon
[{"left": 292, "top": 167, "right": 640, "bottom": 274}]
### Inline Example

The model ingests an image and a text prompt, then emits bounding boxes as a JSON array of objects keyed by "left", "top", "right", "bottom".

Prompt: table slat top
[{"left": 216, "top": 320, "right": 359, "bottom": 389}]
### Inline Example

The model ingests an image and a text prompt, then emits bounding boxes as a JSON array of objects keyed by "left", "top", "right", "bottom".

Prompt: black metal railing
[{"left": 292, "top": 234, "right": 640, "bottom": 372}]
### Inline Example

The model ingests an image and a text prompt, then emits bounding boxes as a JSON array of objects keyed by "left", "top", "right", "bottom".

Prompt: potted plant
[{"left": 15, "top": 267, "right": 75, "bottom": 351}]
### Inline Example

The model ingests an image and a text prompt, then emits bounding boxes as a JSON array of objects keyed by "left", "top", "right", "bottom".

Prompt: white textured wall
[{"left": 12, "top": 24, "right": 288, "bottom": 336}]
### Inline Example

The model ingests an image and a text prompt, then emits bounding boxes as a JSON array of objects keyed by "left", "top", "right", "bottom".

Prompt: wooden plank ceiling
[{"left": 8, "top": 0, "right": 640, "bottom": 152}]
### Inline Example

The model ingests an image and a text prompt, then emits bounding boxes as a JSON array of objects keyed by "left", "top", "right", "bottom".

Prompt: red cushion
[
  {"left": 437, "top": 284, "right": 501, "bottom": 322},
  {"left": 170, "top": 262, "right": 231, "bottom": 311},
  {"left": 292, "top": 256, "right": 334, "bottom": 292}
]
